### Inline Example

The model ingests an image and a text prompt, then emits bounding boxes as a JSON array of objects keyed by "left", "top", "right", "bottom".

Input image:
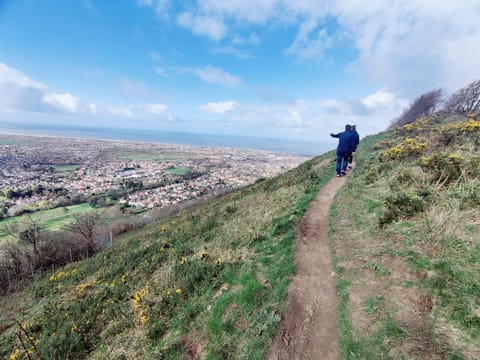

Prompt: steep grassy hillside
[
  {"left": 0, "top": 151, "right": 334, "bottom": 359},
  {"left": 331, "top": 114, "right": 480, "bottom": 359}
]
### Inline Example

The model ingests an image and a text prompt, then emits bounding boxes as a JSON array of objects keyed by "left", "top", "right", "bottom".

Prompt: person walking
[
  {"left": 348, "top": 124, "right": 360, "bottom": 169},
  {"left": 331, "top": 124, "right": 355, "bottom": 177}
]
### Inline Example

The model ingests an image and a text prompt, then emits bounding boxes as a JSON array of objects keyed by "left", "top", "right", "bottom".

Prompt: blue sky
[{"left": 0, "top": 0, "right": 479, "bottom": 146}]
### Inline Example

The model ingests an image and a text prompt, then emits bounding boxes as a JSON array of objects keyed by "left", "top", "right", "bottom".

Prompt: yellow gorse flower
[
  {"left": 10, "top": 348, "right": 21, "bottom": 360},
  {"left": 49, "top": 268, "right": 78, "bottom": 282},
  {"left": 132, "top": 286, "right": 149, "bottom": 325}
]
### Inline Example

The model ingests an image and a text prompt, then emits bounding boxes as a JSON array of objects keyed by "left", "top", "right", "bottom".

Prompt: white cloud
[
  {"left": 285, "top": 21, "right": 334, "bottom": 62},
  {"left": 362, "top": 90, "right": 404, "bottom": 109},
  {"left": 205, "top": 90, "right": 408, "bottom": 140},
  {"left": 42, "top": 93, "right": 80, "bottom": 113},
  {"left": 330, "top": 1, "right": 480, "bottom": 93},
  {"left": 108, "top": 106, "right": 134, "bottom": 118},
  {"left": 177, "top": 12, "right": 226, "bottom": 41},
  {"left": 0, "top": 63, "right": 83, "bottom": 114},
  {"left": 0, "top": 63, "right": 175, "bottom": 126},
  {"left": 106, "top": 103, "right": 172, "bottom": 121},
  {"left": 199, "top": 101, "right": 237, "bottom": 114},
  {"left": 0, "top": 62, "right": 46, "bottom": 90},
  {"left": 88, "top": 103, "right": 98, "bottom": 115},
  {"left": 147, "top": 103, "right": 168, "bottom": 115},
  {"left": 150, "top": 1, "right": 480, "bottom": 94},
  {"left": 198, "top": 0, "right": 281, "bottom": 24},
  {"left": 194, "top": 66, "right": 242, "bottom": 87}
]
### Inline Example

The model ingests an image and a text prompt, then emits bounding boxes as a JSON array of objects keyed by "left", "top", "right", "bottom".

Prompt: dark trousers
[
  {"left": 347, "top": 152, "right": 353, "bottom": 164},
  {"left": 336, "top": 150, "right": 350, "bottom": 175}
]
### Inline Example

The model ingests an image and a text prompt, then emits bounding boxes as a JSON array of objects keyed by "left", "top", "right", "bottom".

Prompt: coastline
[{"left": 0, "top": 123, "right": 328, "bottom": 156}]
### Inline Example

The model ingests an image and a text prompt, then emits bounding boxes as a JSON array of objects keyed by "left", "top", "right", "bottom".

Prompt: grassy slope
[
  {"left": 0, "top": 203, "right": 96, "bottom": 243},
  {"left": 0, "top": 152, "right": 335, "bottom": 359},
  {"left": 331, "top": 115, "right": 480, "bottom": 359}
]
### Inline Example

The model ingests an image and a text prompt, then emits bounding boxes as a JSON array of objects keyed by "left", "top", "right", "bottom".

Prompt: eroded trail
[{"left": 268, "top": 174, "right": 347, "bottom": 360}]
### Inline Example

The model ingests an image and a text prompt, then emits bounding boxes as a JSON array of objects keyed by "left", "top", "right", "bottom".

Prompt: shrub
[
  {"left": 365, "top": 165, "right": 379, "bottom": 185},
  {"left": 439, "top": 117, "right": 480, "bottom": 146},
  {"left": 419, "top": 152, "right": 468, "bottom": 184},
  {"left": 379, "top": 137, "right": 427, "bottom": 161},
  {"left": 379, "top": 190, "right": 427, "bottom": 227}
]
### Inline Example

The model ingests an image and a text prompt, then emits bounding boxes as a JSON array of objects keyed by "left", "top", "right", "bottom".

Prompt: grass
[
  {"left": 0, "top": 152, "right": 334, "bottom": 359},
  {"left": 165, "top": 167, "right": 191, "bottom": 176},
  {"left": 54, "top": 164, "right": 80, "bottom": 172},
  {"left": 330, "top": 114, "right": 480, "bottom": 359},
  {"left": 119, "top": 153, "right": 161, "bottom": 161},
  {"left": 0, "top": 203, "right": 95, "bottom": 242},
  {"left": 0, "top": 137, "right": 34, "bottom": 146}
]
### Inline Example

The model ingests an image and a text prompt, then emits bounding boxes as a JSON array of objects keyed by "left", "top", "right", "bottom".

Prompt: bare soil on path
[{"left": 268, "top": 174, "right": 347, "bottom": 360}]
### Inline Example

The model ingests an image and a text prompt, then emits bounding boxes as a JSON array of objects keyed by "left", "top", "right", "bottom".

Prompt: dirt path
[{"left": 268, "top": 173, "right": 347, "bottom": 360}]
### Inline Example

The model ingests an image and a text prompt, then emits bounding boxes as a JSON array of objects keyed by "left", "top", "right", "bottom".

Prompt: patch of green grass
[
  {"left": 54, "top": 164, "right": 80, "bottom": 172},
  {"left": 165, "top": 167, "right": 191, "bottom": 176},
  {"left": 0, "top": 137, "right": 32, "bottom": 146},
  {"left": 364, "top": 295, "right": 384, "bottom": 315},
  {"left": 119, "top": 153, "right": 161, "bottom": 161},
  {"left": 363, "top": 260, "right": 391, "bottom": 277},
  {"left": 0, "top": 203, "right": 96, "bottom": 243}
]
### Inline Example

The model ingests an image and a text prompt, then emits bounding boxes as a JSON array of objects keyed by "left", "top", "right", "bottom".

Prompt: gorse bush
[
  {"left": 379, "top": 190, "right": 428, "bottom": 227},
  {"left": 379, "top": 137, "right": 427, "bottom": 161},
  {"left": 438, "top": 116, "right": 480, "bottom": 147}
]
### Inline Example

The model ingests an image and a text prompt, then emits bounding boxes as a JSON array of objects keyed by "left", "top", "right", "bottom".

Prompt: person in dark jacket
[
  {"left": 348, "top": 124, "right": 360, "bottom": 169},
  {"left": 331, "top": 124, "right": 355, "bottom": 177}
]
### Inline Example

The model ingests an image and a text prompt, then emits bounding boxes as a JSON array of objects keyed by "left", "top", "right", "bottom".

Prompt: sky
[{"left": 0, "top": 0, "right": 479, "bottom": 148}]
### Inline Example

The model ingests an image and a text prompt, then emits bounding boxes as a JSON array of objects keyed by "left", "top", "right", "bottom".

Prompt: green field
[
  {"left": 54, "top": 164, "right": 80, "bottom": 172},
  {"left": 120, "top": 153, "right": 161, "bottom": 161},
  {"left": 164, "top": 167, "right": 191, "bottom": 176},
  {"left": 0, "top": 203, "right": 95, "bottom": 242},
  {"left": 0, "top": 136, "right": 45, "bottom": 146}
]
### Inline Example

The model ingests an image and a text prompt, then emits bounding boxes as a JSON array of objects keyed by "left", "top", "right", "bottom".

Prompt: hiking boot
[
  {"left": 336, "top": 174, "right": 341, "bottom": 177},
  {"left": 341, "top": 171, "right": 346, "bottom": 176}
]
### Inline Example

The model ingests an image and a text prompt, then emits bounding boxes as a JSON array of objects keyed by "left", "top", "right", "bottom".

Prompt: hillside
[
  {"left": 330, "top": 113, "right": 480, "bottom": 359},
  {"left": 1, "top": 112, "right": 479, "bottom": 359},
  {"left": 0, "top": 151, "right": 334, "bottom": 359}
]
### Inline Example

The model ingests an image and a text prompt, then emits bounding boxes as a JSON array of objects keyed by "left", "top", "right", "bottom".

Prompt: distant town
[{"left": 0, "top": 134, "right": 311, "bottom": 219}]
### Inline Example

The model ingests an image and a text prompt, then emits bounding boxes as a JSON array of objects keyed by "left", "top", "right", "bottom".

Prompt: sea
[{"left": 0, "top": 122, "right": 330, "bottom": 156}]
